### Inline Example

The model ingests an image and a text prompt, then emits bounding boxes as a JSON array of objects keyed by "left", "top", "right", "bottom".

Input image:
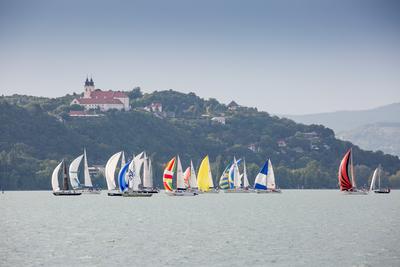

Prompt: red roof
[
  {"left": 90, "top": 90, "right": 127, "bottom": 99},
  {"left": 75, "top": 98, "right": 123, "bottom": 104}
]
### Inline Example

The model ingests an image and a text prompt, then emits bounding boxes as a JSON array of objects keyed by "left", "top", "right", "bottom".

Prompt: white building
[{"left": 70, "top": 78, "right": 130, "bottom": 111}]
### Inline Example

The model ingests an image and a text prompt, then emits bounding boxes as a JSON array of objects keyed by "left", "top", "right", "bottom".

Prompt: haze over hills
[
  {"left": 285, "top": 103, "right": 400, "bottom": 156},
  {"left": 1, "top": 89, "right": 400, "bottom": 190}
]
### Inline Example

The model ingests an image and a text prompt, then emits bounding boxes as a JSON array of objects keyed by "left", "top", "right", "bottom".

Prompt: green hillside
[{"left": 1, "top": 90, "right": 400, "bottom": 190}]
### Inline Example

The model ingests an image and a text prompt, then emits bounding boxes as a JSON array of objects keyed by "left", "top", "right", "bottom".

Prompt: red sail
[{"left": 338, "top": 149, "right": 353, "bottom": 191}]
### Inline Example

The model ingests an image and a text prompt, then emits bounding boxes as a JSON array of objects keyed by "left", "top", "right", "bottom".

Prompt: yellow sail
[{"left": 197, "top": 155, "right": 211, "bottom": 192}]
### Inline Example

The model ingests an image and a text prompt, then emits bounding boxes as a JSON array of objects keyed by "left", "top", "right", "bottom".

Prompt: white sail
[
  {"left": 266, "top": 159, "right": 276, "bottom": 189},
  {"left": 208, "top": 157, "right": 214, "bottom": 188},
  {"left": 189, "top": 160, "right": 198, "bottom": 189},
  {"left": 369, "top": 167, "right": 379, "bottom": 191},
  {"left": 51, "top": 161, "right": 63, "bottom": 191},
  {"left": 121, "top": 151, "right": 126, "bottom": 167},
  {"left": 243, "top": 160, "right": 250, "bottom": 188},
  {"left": 105, "top": 151, "right": 122, "bottom": 190},
  {"left": 127, "top": 152, "right": 144, "bottom": 191},
  {"left": 176, "top": 156, "right": 185, "bottom": 189},
  {"left": 148, "top": 157, "right": 153, "bottom": 188},
  {"left": 233, "top": 157, "right": 241, "bottom": 189},
  {"left": 134, "top": 152, "right": 144, "bottom": 183},
  {"left": 142, "top": 153, "right": 152, "bottom": 188},
  {"left": 69, "top": 154, "right": 83, "bottom": 189},
  {"left": 83, "top": 148, "right": 93, "bottom": 187}
]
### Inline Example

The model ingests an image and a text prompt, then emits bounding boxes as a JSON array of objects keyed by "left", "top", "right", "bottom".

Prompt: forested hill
[{"left": 1, "top": 89, "right": 400, "bottom": 190}]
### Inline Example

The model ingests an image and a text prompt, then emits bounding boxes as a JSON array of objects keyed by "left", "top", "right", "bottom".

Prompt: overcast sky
[{"left": 0, "top": 0, "right": 399, "bottom": 114}]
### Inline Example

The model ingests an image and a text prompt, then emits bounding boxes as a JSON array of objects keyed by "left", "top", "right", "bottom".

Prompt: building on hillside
[
  {"left": 144, "top": 102, "right": 163, "bottom": 113},
  {"left": 228, "top": 101, "right": 240, "bottom": 111},
  {"left": 211, "top": 116, "right": 226, "bottom": 125},
  {"left": 70, "top": 78, "right": 130, "bottom": 111}
]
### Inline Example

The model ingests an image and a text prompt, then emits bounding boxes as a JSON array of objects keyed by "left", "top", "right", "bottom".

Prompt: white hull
[
  {"left": 224, "top": 189, "right": 254, "bottom": 193},
  {"left": 166, "top": 190, "right": 198, "bottom": 196},
  {"left": 342, "top": 190, "right": 368, "bottom": 195},
  {"left": 79, "top": 188, "right": 101, "bottom": 194}
]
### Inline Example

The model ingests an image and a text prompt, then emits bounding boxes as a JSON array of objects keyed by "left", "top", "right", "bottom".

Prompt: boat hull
[
  {"left": 255, "top": 189, "right": 282, "bottom": 194},
  {"left": 53, "top": 191, "right": 82, "bottom": 196},
  {"left": 225, "top": 189, "right": 254, "bottom": 193},
  {"left": 374, "top": 189, "right": 391, "bottom": 194},
  {"left": 201, "top": 188, "right": 220, "bottom": 194},
  {"left": 342, "top": 190, "right": 368, "bottom": 195},
  {"left": 107, "top": 191, "right": 122, "bottom": 196},
  {"left": 122, "top": 191, "right": 153, "bottom": 197},
  {"left": 142, "top": 188, "right": 160, "bottom": 194},
  {"left": 166, "top": 190, "right": 198, "bottom": 196}
]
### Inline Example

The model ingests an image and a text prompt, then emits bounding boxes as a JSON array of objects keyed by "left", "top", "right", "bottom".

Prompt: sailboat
[
  {"left": 69, "top": 148, "right": 101, "bottom": 194},
  {"left": 142, "top": 152, "right": 159, "bottom": 193},
  {"left": 182, "top": 160, "right": 200, "bottom": 193},
  {"left": 224, "top": 158, "right": 253, "bottom": 193},
  {"left": 52, "top": 160, "right": 81, "bottom": 196},
  {"left": 105, "top": 151, "right": 125, "bottom": 196},
  {"left": 338, "top": 148, "right": 368, "bottom": 195},
  {"left": 163, "top": 156, "right": 198, "bottom": 196},
  {"left": 254, "top": 159, "right": 282, "bottom": 193},
  {"left": 369, "top": 165, "right": 391, "bottom": 194},
  {"left": 197, "top": 155, "right": 219, "bottom": 193},
  {"left": 121, "top": 152, "right": 153, "bottom": 197}
]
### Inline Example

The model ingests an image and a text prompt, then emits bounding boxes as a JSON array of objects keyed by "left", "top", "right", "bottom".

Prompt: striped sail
[
  {"left": 69, "top": 154, "right": 83, "bottom": 189},
  {"left": 118, "top": 161, "right": 131, "bottom": 192},
  {"left": 51, "top": 160, "right": 63, "bottom": 192},
  {"left": 163, "top": 157, "right": 176, "bottom": 192},
  {"left": 105, "top": 151, "right": 122, "bottom": 190},
  {"left": 197, "top": 156, "right": 211, "bottom": 192},
  {"left": 338, "top": 149, "right": 353, "bottom": 191},
  {"left": 219, "top": 163, "right": 232, "bottom": 189}
]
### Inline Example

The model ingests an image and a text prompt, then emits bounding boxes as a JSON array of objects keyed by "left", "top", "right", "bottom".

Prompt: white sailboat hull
[
  {"left": 342, "top": 190, "right": 368, "bottom": 195},
  {"left": 122, "top": 191, "right": 153, "bottom": 197},
  {"left": 224, "top": 189, "right": 254, "bottom": 193},
  {"left": 166, "top": 190, "right": 198, "bottom": 196}
]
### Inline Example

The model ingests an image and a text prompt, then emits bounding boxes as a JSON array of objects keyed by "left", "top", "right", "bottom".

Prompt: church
[{"left": 70, "top": 78, "right": 130, "bottom": 111}]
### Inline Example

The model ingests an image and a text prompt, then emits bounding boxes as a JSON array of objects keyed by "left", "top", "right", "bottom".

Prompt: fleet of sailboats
[
  {"left": 50, "top": 147, "right": 393, "bottom": 196},
  {"left": 163, "top": 156, "right": 198, "bottom": 196}
]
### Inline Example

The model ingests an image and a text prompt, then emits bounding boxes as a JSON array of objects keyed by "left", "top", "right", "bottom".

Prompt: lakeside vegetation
[{"left": 1, "top": 89, "right": 400, "bottom": 190}]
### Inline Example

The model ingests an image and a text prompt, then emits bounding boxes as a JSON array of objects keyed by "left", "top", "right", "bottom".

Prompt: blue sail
[
  {"left": 254, "top": 160, "right": 269, "bottom": 190},
  {"left": 118, "top": 161, "right": 131, "bottom": 192}
]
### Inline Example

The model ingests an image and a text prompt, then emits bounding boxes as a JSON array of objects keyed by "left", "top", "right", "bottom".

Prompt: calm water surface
[{"left": 1, "top": 190, "right": 399, "bottom": 266}]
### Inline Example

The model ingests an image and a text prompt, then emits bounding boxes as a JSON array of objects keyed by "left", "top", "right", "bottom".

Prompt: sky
[{"left": 0, "top": 0, "right": 399, "bottom": 115}]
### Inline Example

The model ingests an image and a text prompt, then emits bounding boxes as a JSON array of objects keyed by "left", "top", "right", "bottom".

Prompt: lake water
[{"left": 1, "top": 190, "right": 399, "bottom": 266}]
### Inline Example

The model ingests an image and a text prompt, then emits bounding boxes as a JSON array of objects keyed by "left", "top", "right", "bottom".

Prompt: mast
[{"left": 350, "top": 148, "right": 356, "bottom": 188}]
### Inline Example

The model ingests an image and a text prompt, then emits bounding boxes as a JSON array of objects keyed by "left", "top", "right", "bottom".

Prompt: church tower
[{"left": 83, "top": 77, "right": 95, "bottom": 98}]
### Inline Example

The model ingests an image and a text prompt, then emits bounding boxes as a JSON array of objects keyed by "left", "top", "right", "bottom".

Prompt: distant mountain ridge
[
  {"left": 284, "top": 103, "right": 400, "bottom": 132},
  {"left": 284, "top": 103, "right": 400, "bottom": 157}
]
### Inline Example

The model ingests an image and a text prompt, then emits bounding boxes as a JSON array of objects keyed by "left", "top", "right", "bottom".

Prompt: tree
[{"left": 128, "top": 87, "right": 143, "bottom": 99}]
